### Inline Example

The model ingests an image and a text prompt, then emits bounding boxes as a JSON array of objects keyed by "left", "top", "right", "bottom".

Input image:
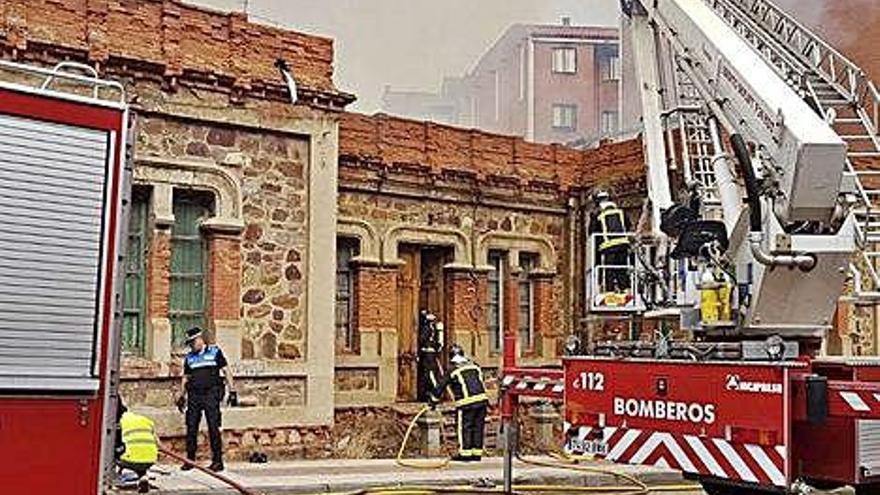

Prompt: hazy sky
[{"left": 188, "top": 0, "right": 620, "bottom": 112}]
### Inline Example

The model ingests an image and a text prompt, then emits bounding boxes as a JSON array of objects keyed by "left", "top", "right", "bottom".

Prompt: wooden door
[
  {"left": 397, "top": 245, "right": 420, "bottom": 400},
  {"left": 420, "top": 247, "right": 452, "bottom": 372},
  {"left": 420, "top": 247, "right": 447, "bottom": 319}
]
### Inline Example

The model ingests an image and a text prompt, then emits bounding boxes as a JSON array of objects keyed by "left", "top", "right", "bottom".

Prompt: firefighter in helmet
[
  {"left": 175, "top": 327, "right": 237, "bottom": 472},
  {"left": 589, "top": 190, "right": 632, "bottom": 294},
  {"left": 417, "top": 310, "right": 444, "bottom": 401},
  {"left": 429, "top": 344, "right": 489, "bottom": 462}
]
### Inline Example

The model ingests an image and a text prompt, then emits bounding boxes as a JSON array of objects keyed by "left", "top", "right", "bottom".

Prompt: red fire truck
[
  {"left": 500, "top": 1, "right": 880, "bottom": 494},
  {"left": 0, "top": 60, "right": 128, "bottom": 494}
]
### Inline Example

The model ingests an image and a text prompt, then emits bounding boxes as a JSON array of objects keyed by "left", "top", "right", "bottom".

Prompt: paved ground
[{"left": 123, "top": 456, "right": 704, "bottom": 495}]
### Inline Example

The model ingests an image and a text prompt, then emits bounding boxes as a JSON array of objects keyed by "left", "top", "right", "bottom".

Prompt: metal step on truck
[{"left": 0, "top": 60, "right": 129, "bottom": 494}]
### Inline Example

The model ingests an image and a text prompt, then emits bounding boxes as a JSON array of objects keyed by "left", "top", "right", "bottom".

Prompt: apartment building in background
[{"left": 381, "top": 19, "right": 621, "bottom": 146}]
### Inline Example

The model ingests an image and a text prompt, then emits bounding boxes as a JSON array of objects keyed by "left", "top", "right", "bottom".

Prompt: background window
[
  {"left": 603, "top": 56, "right": 621, "bottom": 81},
  {"left": 122, "top": 188, "right": 149, "bottom": 355},
  {"left": 336, "top": 237, "right": 360, "bottom": 352},
  {"left": 552, "top": 104, "right": 578, "bottom": 131},
  {"left": 169, "top": 191, "right": 212, "bottom": 347},
  {"left": 487, "top": 251, "right": 505, "bottom": 353},
  {"left": 552, "top": 47, "right": 577, "bottom": 73},
  {"left": 601, "top": 111, "right": 619, "bottom": 136},
  {"left": 518, "top": 253, "right": 537, "bottom": 352}
]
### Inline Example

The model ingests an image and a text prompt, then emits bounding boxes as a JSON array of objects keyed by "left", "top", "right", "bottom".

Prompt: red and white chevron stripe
[
  {"left": 566, "top": 426, "right": 787, "bottom": 487},
  {"left": 501, "top": 375, "right": 565, "bottom": 396},
  {"left": 837, "top": 390, "right": 880, "bottom": 413}
]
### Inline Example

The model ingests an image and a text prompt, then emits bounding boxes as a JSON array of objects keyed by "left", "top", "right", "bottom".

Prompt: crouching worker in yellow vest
[
  {"left": 429, "top": 345, "right": 489, "bottom": 462},
  {"left": 115, "top": 398, "right": 159, "bottom": 493}
]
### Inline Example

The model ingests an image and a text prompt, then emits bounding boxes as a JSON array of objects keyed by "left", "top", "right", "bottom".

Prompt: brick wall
[
  {"left": 207, "top": 235, "right": 241, "bottom": 322},
  {"left": 1, "top": 0, "right": 333, "bottom": 90},
  {"left": 354, "top": 267, "right": 398, "bottom": 332},
  {"left": 338, "top": 112, "right": 645, "bottom": 195},
  {"left": 147, "top": 230, "right": 171, "bottom": 318}
]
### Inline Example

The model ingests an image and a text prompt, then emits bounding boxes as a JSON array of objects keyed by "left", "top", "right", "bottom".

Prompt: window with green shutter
[
  {"left": 170, "top": 191, "right": 212, "bottom": 347},
  {"left": 122, "top": 189, "right": 149, "bottom": 355}
]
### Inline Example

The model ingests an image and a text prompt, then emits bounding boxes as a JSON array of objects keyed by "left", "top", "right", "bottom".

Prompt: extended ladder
[{"left": 705, "top": 0, "right": 880, "bottom": 301}]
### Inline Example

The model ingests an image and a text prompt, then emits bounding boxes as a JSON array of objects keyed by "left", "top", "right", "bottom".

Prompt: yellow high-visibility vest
[
  {"left": 120, "top": 412, "right": 158, "bottom": 464},
  {"left": 597, "top": 207, "right": 630, "bottom": 252}
]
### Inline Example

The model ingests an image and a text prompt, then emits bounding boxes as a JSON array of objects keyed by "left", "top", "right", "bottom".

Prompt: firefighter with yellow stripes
[
  {"left": 429, "top": 344, "right": 489, "bottom": 462},
  {"left": 589, "top": 190, "right": 631, "bottom": 293}
]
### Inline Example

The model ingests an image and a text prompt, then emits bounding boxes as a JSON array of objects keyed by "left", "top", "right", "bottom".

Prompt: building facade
[
  {"left": 1, "top": 0, "right": 647, "bottom": 457},
  {"left": 468, "top": 21, "right": 620, "bottom": 145},
  {"left": 380, "top": 21, "right": 621, "bottom": 146}
]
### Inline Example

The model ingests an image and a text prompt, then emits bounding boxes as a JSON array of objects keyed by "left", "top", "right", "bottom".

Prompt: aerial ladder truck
[{"left": 501, "top": 0, "right": 880, "bottom": 494}]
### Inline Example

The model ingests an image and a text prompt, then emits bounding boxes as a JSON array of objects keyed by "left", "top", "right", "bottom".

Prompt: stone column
[
  {"left": 418, "top": 408, "right": 443, "bottom": 457},
  {"left": 146, "top": 229, "right": 172, "bottom": 361},
  {"left": 205, "top": 231, "right": 243, "bottom": 362},
  {"left": 530, "top": 401, "right": 560, "bottom": 451},
  {"left": 503, "top": 261, "right": 521, "bottom": 363},
  {"left": 146, "top": 183, "right": 174, "bottom": 362},
  {"left": 532, "top": 275, "right": 557, "bottom": 359}
]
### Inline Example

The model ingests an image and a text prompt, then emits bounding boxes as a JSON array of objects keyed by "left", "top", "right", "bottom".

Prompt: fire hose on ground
[
  {"left": 149, "top": 406, "right": 700, "bottom": 495},
  {"left": 393, "top": 404, "right": 701, "bottom": 494},
  {"left": 158, "top": 443, "right": 261, "bottom": 495}
]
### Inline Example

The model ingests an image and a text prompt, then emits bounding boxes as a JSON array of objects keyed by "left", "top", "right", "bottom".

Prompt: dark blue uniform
[
  {"left": 431, "top": 362, "right": 488, "bottom": 460},
  {"left": 183, "top": 345, "right": 227, "bottom": 466}
]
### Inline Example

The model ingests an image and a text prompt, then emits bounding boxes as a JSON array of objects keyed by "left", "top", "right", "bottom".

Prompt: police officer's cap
[{"left": 185, "top": 326, "right": 204, "bottom": 344}]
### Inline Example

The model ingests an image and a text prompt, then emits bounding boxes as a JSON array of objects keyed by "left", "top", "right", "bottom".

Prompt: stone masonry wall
[{"left": 136, "top": 115, "right": 310, "bottom": 362}]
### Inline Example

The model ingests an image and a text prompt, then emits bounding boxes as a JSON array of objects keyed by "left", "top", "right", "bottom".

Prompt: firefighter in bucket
[{"left": 589, "top": 190, "right": 634, "bottom": 307}]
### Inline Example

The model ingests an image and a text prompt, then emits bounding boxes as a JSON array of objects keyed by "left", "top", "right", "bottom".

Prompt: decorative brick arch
[
  {"left": 337, "top": 217, "right": 380, "bottom": 262},
  {"left": 476, "top": 232, "right": 557, "bottom": 272},
  {"left": 383, "top": 224, "right": 471, "bottom": 265},
  {"left": 134, "top": 155, "right": 244, "bottom": 232}
]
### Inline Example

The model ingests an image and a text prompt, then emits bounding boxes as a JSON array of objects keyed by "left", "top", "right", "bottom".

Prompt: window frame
[
  {"left": 551, "top": 46, "right": 577, "bottom": 74},
  {"left": 552, "top": 103, "right": 578, "bottom": 131},
  {"left": 122, "top": 188, "right": 150, "bottom": 356},
  {"left": 487, "top": 251, "right": 505, "bottom": 353},
  {"left": 601, "top": 110, "right": 619, "bottom": 136},
  {"left": 168, "top": 191, "right": 213, "bottom": 348},
  {"left": 518, "top": 253, "right": 538, "bottom": 353},
  {"left": 335, "top": 237, "right": 360, "bottom": 353},
  {"left": 603, "top": 55, "right": 621, "bottom": 82}
]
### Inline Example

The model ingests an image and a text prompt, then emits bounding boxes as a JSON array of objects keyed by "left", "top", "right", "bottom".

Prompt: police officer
[
  {"left": 116, "top": 398, "right": 158, "bottom": 493},
  {"left": 175, "top": 327, "right": 237, "bottom": 472},
  {"left": 589, "top": 190, "right": 631, "bottom": 292},
  {"left": 417, "top": 310, "right": 444, "bottom": 401},
  {"left": 429, "top": 345, "right": 488, "bottom": 462}
]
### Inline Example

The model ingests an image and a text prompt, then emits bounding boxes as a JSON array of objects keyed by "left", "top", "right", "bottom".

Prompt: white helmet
[{"left": 449, "top": 344, "right": 468, "bottom": 365}]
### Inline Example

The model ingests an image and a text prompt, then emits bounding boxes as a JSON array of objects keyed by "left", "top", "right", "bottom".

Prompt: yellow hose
[
  {"left": 392, "top": 406, "right": 701, "bottom": 493},
  {"left": 395, "top": 405, "right": 450, "bottom": 469}
]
